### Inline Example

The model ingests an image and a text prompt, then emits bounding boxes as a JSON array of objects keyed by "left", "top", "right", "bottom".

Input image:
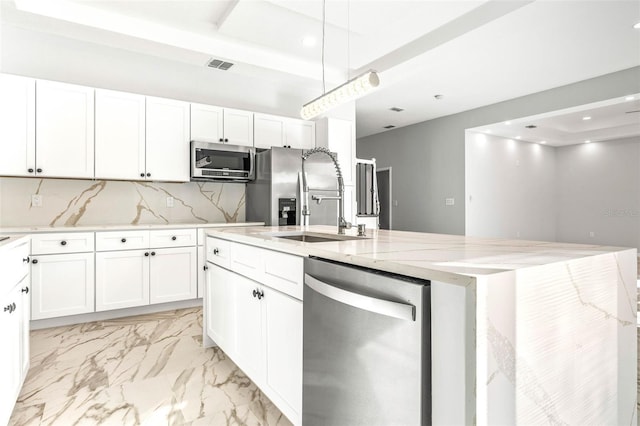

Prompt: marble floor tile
[{"left": 9, "top": 307, "right": 292, "bottom": 426}]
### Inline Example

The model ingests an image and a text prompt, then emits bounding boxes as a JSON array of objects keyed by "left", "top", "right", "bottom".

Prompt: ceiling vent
[
  {"left": 207, "top": 58, "right": 234, "bottom": 70},
  {"left": 384, "top": 125, "right": 396, "bottom": 129},
  {"left": 525, "top": 124, "right": 537, "bottom": 129},
  {"left": 389, "top": 107, "right": 404, "bottom": 112}
]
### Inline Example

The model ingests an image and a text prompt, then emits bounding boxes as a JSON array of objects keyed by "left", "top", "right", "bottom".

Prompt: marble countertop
[
  {"left": 206, "top": 225, "right": 634, "bottom": 285},
  {"left": 0, "top": 222, "right": 264, "bottom": 234}
]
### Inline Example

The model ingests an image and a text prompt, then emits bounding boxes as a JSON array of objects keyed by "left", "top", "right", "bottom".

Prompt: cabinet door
[
  {"left": 95, "top": 89, "right": 146, "bottom": 180},
  {"left": 30, "top": 252, "right": 95, "bottom": 320},
  {"left": 146, "top": 96, "right": 190, "bottom": 182},
  {"left": 191, "top": 103, "right": 223, "bottom": 143},
  {"left": 264, "top": 288, "right": 303, "bottom": 421},
  {"left": 285, "top": 118, "right": 315, "bottom": 150},
  {"left": 149, "top": 246, "right": 197, "bottom": 304},
  {"left": 233, "top": 273, "right": 264, "bottom": 381},
  {"left": 18, "top": 275, "right": 30, "bottom": 380},
  {"left": 254, "top": 113, "right": 284, "bottom": 149},
  {"left": 205, "top": 265, "right": 236, "bottom": 351},
  {"left": 223, "top": 108, "right": 254, "bottom": 147},
  {"left": 36, "top": 80, "right": 94, "bottom": 178},
  {"left": 0, "top": 74, "right": 35, "bottom": 177},
  {"left": 0, "top": 285, "right": 21, "bottom": 426},
  {"left": 96, "top": 250, "right": 150, "bottom": 311}
]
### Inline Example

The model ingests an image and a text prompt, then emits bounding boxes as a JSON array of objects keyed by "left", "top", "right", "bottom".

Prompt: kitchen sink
[{"left": 267, "top": 231, "right": 367, "bottom": 243}]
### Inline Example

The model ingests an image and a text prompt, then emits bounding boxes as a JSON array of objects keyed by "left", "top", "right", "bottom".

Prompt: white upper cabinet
[
  {"left": 95, "top": 89, "right": 146, "bottom": 180},
  {"left": 191, "top": 103, "right": 253, "bottom": 147},
  {"left": 0, "top": 74, "right": 35, "bottom": 177},
  {"left": 146, "top": 96, "right": 190, "bottom": 182},
  {"left": 285, "top": 118, "right": 315, "bottom": 150},
  {"left": 36, "top": 80, "right": 95, "bottom": 179},
  {"left": 254, "top": 113, "right": 285, "bottom": 149},
  {"left": 223, "top": 108, "right": 254, "bottom": 147},
  {"left": 190, "top": 103, "right": 224, "bottom": 143},
  {"left": 255, "top": 113, "right": 315, "bottom": 150}
]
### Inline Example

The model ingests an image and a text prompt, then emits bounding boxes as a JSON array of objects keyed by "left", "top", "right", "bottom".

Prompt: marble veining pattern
[
  {"left": 0, "top": 177, "right": 246, "bottom": 227},
  {"left": 9, "top": 308, "right": 291, "bottom": 426}
]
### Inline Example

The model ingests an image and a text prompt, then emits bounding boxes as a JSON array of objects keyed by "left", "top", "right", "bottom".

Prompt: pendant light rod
[{"left": 301, "top": 0, "right": 380, "bottom": 120}]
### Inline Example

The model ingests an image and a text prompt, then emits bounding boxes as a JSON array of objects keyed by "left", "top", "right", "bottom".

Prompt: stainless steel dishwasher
[{"left": 303, "top": 257, "right": 431, "bottom": 426}]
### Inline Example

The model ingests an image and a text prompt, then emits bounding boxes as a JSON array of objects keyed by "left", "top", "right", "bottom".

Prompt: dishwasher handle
[{"left": 305, "top": 274, "right": 416, "bottom": 321}]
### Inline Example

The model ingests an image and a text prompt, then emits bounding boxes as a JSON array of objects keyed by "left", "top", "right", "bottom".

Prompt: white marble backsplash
[{"left": 0, "top": 177, "right": 246, "bottom": 227}]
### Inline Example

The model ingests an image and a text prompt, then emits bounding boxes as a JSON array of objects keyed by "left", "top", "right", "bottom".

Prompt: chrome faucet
[{"left": 301, "top": 147, "right": 352, "bottom": 234}]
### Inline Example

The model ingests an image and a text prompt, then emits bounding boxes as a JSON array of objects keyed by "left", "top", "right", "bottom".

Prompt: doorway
[{"left": 376, "top": 167, "right": 392, "bottom": 230}]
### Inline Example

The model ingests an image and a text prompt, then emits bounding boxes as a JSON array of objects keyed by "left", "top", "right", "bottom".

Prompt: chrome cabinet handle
[
  {"left": 121, "top": 238, "right": 127, "bottom": 243},
  {"left": 31, "top": 259, "right": 38, "bottom": 264},
  {"left": 171, "top": 236, "right": 177, "bottom": 241},
  {"left": 304, "top": 274, "right": 416, "bottom": 321},
  {"left": 60, "top": 240, "right": 67, "bottom": 246},
  {"left": 151, "top": 251, "right": 156, "bottom": 256},
  {"left": 144, "top": 252, "right": 149, "bottom": 257},
  {"left": 23, "top": 257, "right": 30, "bottom": 263},
  {"left": 213, "top": 248, "right": 219, "bottom": 255},
  {"left": 21, "top": 287, "right": 29, "bottom": 294}
]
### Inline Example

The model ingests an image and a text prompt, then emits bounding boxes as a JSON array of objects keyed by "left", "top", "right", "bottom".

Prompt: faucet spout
[{"left": 301, "top": 147, "right": 352, "bottom": 234}]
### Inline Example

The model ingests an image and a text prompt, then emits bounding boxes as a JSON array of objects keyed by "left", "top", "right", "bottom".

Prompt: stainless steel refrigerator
[{"left": 246, "top": 147, "right": 339, "bottom": 226}]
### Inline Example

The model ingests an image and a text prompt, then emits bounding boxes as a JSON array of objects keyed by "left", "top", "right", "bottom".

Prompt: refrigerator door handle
[{"left": 304, "top": 273, "right": 416, "bottom": 321}]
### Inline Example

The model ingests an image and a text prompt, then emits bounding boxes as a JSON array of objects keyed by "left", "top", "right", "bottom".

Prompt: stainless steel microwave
[{"left": 190, "top": 141, "right": 255, "bottom": 182}]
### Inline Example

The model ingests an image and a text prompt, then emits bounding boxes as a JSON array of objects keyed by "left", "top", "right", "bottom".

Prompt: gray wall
[
  {"left": 465, "top": 132, "right": 557, "bottom": 242},
  {"left": 357, "top": 67, "right": 640, "bottom": 234},
  {"left": 556, "top": 137, "right": 640, "bottom": 249}
]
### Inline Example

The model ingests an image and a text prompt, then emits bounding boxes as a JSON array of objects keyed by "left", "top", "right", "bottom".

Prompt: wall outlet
[
  {"left": 445, "top": 198, "right": 455, "bottom": 206},
  {"left": 589, "top": 231, "right": 595, "bottom": 238},
  {"left": 31, "top": 194, "right": 42, "bottom": 207},
  {"left": 166, "top": 196, "right": 174, "bottom": 208}
]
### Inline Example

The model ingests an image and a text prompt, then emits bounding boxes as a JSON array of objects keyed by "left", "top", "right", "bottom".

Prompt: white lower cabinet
[
  {"left": 149, "top": 247, "right": 197, "bottom": 304},
  {"left": 95, "top": 230, "right": 198, "bottom": 311},
  {"left": 96, "top": 249, "right": 150, "bottom": 311},
  {"left": 31, "top": 252, "right": 95, "bottom": 320},
  {"left": 206, "top": 240, "right": 303, "bottom": 425},
  {"left": 1, "top": 238, "right": 31, "bottom": 426}
]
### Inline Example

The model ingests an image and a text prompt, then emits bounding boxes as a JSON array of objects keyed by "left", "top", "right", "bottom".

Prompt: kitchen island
[{"left": 205, "top": 225, "right": 637, "bottom": 425}]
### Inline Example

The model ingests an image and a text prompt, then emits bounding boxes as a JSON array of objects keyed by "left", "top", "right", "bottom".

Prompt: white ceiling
[
  {"left": 468, "top": 94, "right": 640, "bottom": 147},
  {"left": 2, "top": 0, "right": 640, "bottom": 138}
]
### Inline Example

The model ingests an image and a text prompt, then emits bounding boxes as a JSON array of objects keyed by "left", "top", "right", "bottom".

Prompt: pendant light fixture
[{"left": 300, "top": 0, "right": 380, "bottom": 120}]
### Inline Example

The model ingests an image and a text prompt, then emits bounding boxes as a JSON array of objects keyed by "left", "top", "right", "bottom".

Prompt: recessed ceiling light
[
  {"left": 634, "top": 22, "right": 640, "bottom": 29},
  {"left": 584, "top": 140, "right": 591, "bottom": 144},
  {"left": 302, "top": 36, "right": 317, "bottom": 47},
  {"left": 625, "top": 95, "right": 635, "bottom": 101},
  {"left": 504, "top": 121, "right": 511, "bottom": 125},
  {"left": 515, "top": 136, "right": 521, "bottom": 139},
  {"left": 582, "top": 116, "right": 591, "bottom": 121}
]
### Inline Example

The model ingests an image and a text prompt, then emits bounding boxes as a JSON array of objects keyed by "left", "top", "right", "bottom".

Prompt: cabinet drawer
[
  {"left": 262, "top": 250, "right": 304, "bottom": 300},
  {"left": 149, "top": 229, "right": 196, "bottom": 248},
  {"left": 31, "top": 232, "right": 94, "bottom": 255},
  {"left": 229, "top": 242, "right": 264, "bottom": 282},
  {"left": 95, "top": 230, "right": 149, "bottom": 251},
  {"left": 206, "top": 237, "right": 230, "bottom": 268}
]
